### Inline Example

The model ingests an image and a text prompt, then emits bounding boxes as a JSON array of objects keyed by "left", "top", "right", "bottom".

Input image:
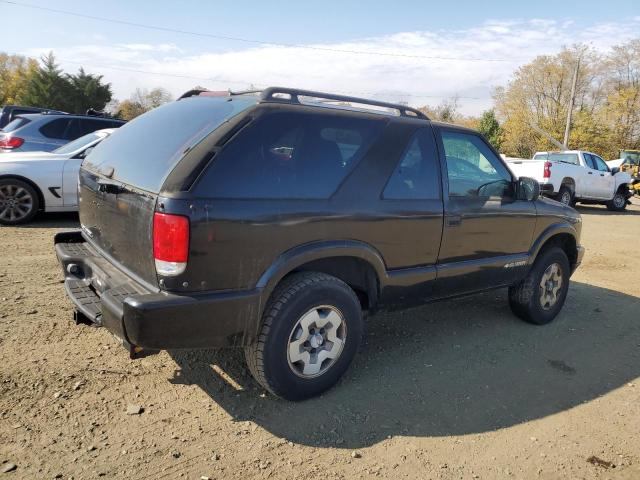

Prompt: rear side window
[
  {"left": 583, "top": 153, "right": 596, "bottom": 169},
  {"left": 197, "top": 111, "right": 385, "bottom": 199},
  {"left": 383, "top": 128, "right": 440, "bottom": 199},
  {"left": 2, "top": 117, "right": 31, "bottom": 132},
  {"left": 75, "top": 118, "right": 112, "bottom": 137},
  {"left": 83, "top": 97, "right": 256, "bottom": 193},
  {"left": 40, "top": 118, "right": 72, "bottom": 139}
]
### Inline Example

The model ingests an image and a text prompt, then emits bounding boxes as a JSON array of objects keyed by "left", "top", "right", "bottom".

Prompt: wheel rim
[
  {"left": 613, "top": 194, "right": 624, "bottom": 208},
  {"left": 539, "top": 262, "right": 563, "bottom": 311},
  {"left": 0, "top": 184, "right": 34, "bottom": 222},
  {"left": 560, "top": 191, "right": 571, "bottom": 205},
  {"left": 287, "top": 305, "right": 347, "bottom": 378}
]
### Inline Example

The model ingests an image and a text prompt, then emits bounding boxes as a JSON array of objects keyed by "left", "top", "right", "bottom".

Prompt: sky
[{"left": 2, "top": 0, "right": 640, "bottom": 115}]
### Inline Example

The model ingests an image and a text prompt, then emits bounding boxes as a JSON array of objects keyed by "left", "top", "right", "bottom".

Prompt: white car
[
  {"left": 0, "top": 129, "right": 114, "bottom": 225},
  {"left": 506, "top": 150, "right": 633, "bottom": 211}
]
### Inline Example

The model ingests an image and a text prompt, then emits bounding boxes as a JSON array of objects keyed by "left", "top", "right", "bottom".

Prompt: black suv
[{"left": 55, "top": 88, "right": 584, "bottom": 400}]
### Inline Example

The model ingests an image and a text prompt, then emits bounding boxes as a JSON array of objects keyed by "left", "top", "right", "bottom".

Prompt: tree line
[
  {"left": 2, "top": 40, "right": 639, "bottom": 159},
  {"left": 0, "top": 52, "right": 173, "bottom": 121},
  {"left": 421, "top": 39, "right": 639, "bottom": 160}
]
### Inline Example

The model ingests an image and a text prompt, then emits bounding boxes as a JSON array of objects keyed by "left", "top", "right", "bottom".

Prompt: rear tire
[
  {"left": 508, "top": 247, "right": 570, "bottom": 325},
  {"left": 558, "top": 186, "right": 574, "bottom": 207},
  {"left": 606, "top": 191, "right": 627, "bottom": 211},
  {"left": 245, "top": 272, "right": 363, "bottom": 401},
  {"left": 0, "top": 179, "right": 39, "bottom": 225}
]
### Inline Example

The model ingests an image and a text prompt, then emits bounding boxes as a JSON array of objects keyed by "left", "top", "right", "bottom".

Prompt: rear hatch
[{"left": 78, "top": 95, "right": 257, "bottom": 287}]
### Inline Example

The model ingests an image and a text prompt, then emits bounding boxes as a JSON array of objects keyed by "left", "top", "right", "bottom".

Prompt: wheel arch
[
  {"left": 529, "top": 224, "right": 579, "bottom": 271},
  {"left": 0, "top": 174, "right": 45, "bottom": 211},
  {"left": 256, "top": 240, "right": 386, "bottom": 312},
  {"left": 560, "top": 177, "right": 575, "bottom": 192}
]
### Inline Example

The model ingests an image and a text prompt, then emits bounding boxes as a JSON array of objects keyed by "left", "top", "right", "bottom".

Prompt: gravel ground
[{"left": 1, "top": 199, "right": 639, "bottom": 479}]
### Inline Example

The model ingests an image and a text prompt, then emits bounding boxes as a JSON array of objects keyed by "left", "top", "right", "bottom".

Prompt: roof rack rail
[{"left": 257, "top": 87, "right": 428, "bottom": 119}]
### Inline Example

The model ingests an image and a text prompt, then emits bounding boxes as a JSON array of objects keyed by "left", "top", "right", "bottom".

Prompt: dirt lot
[{"left": 1, "top": 200, "right": 639, "bottom": 480}]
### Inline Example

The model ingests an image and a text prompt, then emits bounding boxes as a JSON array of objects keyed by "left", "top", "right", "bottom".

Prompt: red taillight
[
  {"left": 0, "top": 136, "right": 24, "bottom": 149},
  {"left": 153, "top": 212, "right": 189, "bottom": 276},
  {"left": 543, "top": 161, "right": 552, "bottom": 178}
]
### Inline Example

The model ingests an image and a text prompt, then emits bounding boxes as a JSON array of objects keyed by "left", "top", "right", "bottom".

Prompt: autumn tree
[
  {"left": 0, "top": 53, "right": 38, "bottom": 105},
  {"left": 116, "top": 87, "right": 173, "bottom": 120}
]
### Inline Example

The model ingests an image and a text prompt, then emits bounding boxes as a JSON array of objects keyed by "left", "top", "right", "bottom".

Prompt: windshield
[
  {"left": 53, "top": 131, "right": 105, "bottom": 154},
  {"left": 84, "top": 96, "right": 257, "bottom": 192}
]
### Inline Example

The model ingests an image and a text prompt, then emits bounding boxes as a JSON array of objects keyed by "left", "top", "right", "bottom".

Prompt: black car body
[{"left": 55, "top": 88, "right": 584, "bottom": 400}]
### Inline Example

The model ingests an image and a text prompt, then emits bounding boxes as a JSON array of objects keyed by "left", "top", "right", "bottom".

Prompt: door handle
[
  {"left": 446, "top": 215, "right": 462, "bottom": 227},
  {"left": 587, "top": 171, "right": 593, "bottom": 174},
  {"left": 600, "top": 173, "right": 605, "bottom": 176}
]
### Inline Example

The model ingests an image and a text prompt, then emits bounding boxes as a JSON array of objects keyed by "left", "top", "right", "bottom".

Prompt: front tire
[
  {"left": 508, "top": 247, "right": 570, "bottom": 325},
  {"left": 0, "top": 179, "right": 39, "bottom": 225},
  {"left": 245, "top": 272, "right": 363, "bottom": 401},
  {"left": 606, "top": 191, "right": 627, "bottom": 211}
]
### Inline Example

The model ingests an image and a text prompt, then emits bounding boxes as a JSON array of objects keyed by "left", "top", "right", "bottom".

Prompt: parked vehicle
[
  {"left": 55, "top": 88, "right": 584, "bottom": 401},
  {"left": 506, "top": 150, "right": 633, "bottom": 210},
  {"left": 0, "top": 129, "right": 116, "bottom": 224},
  {"left": 0, "top": 105, "right": 66, "bottom": 129},
  {"left": 0, "top": 113, "right": 125, "bottom": 153}
]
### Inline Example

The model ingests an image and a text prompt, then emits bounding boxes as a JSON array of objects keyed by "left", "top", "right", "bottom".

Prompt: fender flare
[
  {"left": 528, "top": 222, "right": 578, "bottom": 265},
  {"left": 256, "top": 239, "right": 388, "bottom": 301}
]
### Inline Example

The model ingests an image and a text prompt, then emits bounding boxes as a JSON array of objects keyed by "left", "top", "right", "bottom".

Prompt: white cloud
[{"left": 23, "top": 17, "right": 640, "bottom": 115}]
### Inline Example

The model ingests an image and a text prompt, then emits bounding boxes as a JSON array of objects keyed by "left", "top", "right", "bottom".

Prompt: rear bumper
[
  {"left": 539, "top": 183, "right": 555, "bottom": 195},
  {"left": 54, "top": 231, "right": 262, "bottom": 350}
]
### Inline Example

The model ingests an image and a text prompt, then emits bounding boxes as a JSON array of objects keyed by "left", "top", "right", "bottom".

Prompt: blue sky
[{"left": 2, "top": 0, "right": 640, "bottom": 114}]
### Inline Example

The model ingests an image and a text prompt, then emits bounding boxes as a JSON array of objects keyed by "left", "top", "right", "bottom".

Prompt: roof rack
[
  {"left": 257, "top": 87, "right": 428, "bottom": 119},
  {"left": 178, "top": 86, "right": 428, "bottom": 119}
]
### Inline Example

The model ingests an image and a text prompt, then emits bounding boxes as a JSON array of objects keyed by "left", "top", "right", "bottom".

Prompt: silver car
[{"left": 0, "top": 113, "right": 125, "bottom": 153}]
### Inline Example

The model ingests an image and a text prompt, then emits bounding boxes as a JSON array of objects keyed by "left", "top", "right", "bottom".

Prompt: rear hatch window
[
  {"left": 83, "top": 96, "right": 257, "bottom": 193},
  {"left": 1, "top": 117, "right": 30, "bottom": 133}
]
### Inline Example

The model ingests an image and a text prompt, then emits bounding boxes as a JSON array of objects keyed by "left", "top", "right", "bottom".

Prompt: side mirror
[
  {"left": 517, "top": 177, "right": 540, "bottom": 201},
  {"left": 611, "top": 167, "right": 619, "bottom": 174}
]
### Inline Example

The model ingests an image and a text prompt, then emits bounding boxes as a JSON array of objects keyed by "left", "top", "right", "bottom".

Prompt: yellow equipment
[{"left": 618, "top": 150, "right": 640, "bottom": 196}]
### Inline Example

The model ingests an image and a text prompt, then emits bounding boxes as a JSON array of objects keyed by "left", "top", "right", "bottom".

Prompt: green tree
[
  {"left": 20, "top": 52, "right": 73, "bottom": 111},
  {"left": 67, "top": 67, "right": 113, "bottom": 113},
  {"left": 478, "top": 109, "right": 503, "bottom": 150}
]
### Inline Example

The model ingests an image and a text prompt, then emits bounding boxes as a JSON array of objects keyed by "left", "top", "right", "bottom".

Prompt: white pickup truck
[{"left": 505, "top": 150, "right": 633, "bottom": 211}]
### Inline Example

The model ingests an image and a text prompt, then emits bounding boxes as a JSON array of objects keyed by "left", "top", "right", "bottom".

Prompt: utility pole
[{"left": 563, "top": 56, "right": 580, "bottom": 149}]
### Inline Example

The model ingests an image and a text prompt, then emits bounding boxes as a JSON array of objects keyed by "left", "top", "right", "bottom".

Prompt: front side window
[
  {"left": 383, "top": 128, "right": 440, "bottom": 199},
  {"left": 199, "top": 111, "right": 385, "bottom": 199},
  {"left": 593, "top": 155, "right": 609, "bottom": 172},
  {"left": 441, "top": 130, "right": 512, "bottom": 198}
]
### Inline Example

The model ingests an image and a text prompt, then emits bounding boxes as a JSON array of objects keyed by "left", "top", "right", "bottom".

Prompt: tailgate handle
[{"left": 98, "top": 180, "right": 125, "bottom": 194}]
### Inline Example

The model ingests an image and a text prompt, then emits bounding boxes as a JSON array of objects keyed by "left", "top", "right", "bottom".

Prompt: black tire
[
  {"left": 245, "top": 272, "right": 363, "bottom": 401},
  {"left": 0, "top": 178, "right": 40, "bottom": 225},
  {"left": 508, "top": 246, "right": 570, "bottom": 325},
  {"left": 557, "top": 186, "right": 574, "bottom": 207},
  {"left": 606, "top": 191, "right": 627, "bottom": 211}
]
